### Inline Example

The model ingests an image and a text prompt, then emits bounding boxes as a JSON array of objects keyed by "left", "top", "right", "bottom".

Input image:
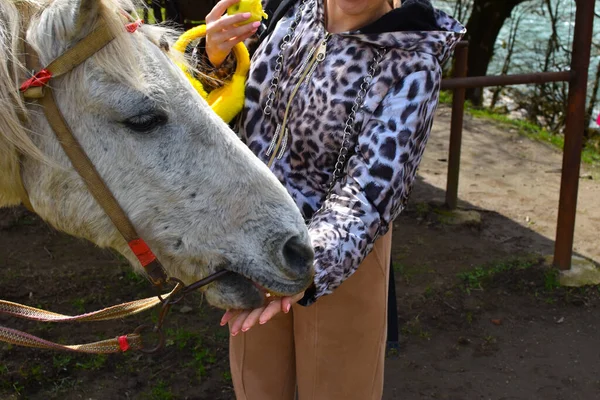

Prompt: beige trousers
[{"left": 229, "top": 231, "right": 392, "bottom": 400}]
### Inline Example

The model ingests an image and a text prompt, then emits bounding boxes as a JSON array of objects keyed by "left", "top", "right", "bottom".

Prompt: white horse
[{"left": 0, "top": 0, "right": 314, "bottom": 310}]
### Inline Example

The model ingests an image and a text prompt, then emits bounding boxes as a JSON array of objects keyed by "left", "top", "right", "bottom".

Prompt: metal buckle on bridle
[{"left": 138, "top": 270, "right": 230, "bottom": 354}]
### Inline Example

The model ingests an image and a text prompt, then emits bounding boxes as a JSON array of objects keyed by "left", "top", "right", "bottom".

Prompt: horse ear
[
  {"left": 43, "top": 0, "right": 102, "bottom": 41},
  {"left": 68, "top": 0, "right": 102, "bottom": 39}
]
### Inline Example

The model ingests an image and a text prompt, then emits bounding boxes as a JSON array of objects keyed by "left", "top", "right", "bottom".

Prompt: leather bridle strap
[
  {"left": 20, "top": 21, "right": 116, "bottom": 97},
  {"left": 20, "top": 21, "right": 169, "bottom": 287},
  {"left": 38, "top": 88, "right": 169, "bottom": 286}
]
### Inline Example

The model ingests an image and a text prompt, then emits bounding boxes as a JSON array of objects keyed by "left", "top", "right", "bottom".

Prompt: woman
[{"left": 197, "top": 0, "right": 465, "bottom": 398}]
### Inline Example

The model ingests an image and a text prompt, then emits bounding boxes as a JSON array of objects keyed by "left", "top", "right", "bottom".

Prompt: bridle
[{"left": 1, "top": 5, "right": 228, "bottom": 354}]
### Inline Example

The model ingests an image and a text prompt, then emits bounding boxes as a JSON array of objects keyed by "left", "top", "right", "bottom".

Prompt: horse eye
[{"left": 124, "top": 113, "right": 167, "bottom": 133}]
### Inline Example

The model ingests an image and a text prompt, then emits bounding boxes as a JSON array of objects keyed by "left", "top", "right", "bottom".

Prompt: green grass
[
  {"left": 401, "top": 316, "right": 431, "bottom": 340},
  {"left": 414, "top": 202, "right": 431, "bottom": 219},
  {"left": 71, "top": 298, "right": 87, "bottom": 313},
  {"left": 543, "top": 268, "right": 561, "bottom": 291},
  {"left": 146, "top": 380, "right": 174, "bottom": 400},
  {"left": 74, "top": 354, "right": 107, "bottom": 371},
  {"left": 165, "top": 327, "right": 199, "bottom": 350},
  {"left": 49, "top": 377, "right": 79, "bottom": 397},
  {"left": 457, "top": 255, "right": 540, "bottom": 294},
  {"left": 222, "top": 370, "right": 232, "bottom": 383},
  {"left": 438, "top": 90, "right": 600, "bottom": 166},
  {"left": 432, "top": 207, "right": 455, "bottom": 224},
  {"left": 52, "top": 355, "right": 72, "bottom": 371},
  {"left": 164, "top": 327, "right": 216, "bottom": 378}
]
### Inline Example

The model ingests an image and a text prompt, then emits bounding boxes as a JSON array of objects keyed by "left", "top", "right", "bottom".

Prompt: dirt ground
[{"left": 1, "top": 104, "right": 599, "bottom": 399}]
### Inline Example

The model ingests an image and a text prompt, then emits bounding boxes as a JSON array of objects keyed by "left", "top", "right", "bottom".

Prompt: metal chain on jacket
[
  {"left": 259, "top": 0, "right": 388, "bottom": 217},
  {"left": 263, "top": 0, "right": 311, "bottom": 116},
  {"left": 326, "top": 47, "right": 387, "bottom": 199}
]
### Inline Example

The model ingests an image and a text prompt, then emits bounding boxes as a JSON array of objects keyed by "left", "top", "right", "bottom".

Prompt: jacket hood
[{"left": 326, "top": 0, "right": 466, "bottom": 65}]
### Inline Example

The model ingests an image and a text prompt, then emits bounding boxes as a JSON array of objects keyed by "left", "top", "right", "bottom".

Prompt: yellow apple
[{"left": 227, "top": 0, "right": 268, "bottom": 25}]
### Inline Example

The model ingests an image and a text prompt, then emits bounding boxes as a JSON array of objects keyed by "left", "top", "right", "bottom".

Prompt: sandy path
[{"left": 415, "top": 105, "right": 599, "bottom": 263}]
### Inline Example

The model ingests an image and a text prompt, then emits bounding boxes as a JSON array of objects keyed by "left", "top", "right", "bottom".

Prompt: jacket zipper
[{"left": 266, "top": 33, "right": 331, "bottom": 168}]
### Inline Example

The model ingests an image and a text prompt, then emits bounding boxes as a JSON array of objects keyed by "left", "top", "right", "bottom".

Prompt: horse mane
[{"left": 0, "top": 0, "right": 188, "bottom": 206}]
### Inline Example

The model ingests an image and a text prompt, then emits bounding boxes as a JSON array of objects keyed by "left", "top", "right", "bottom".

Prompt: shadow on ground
[
  {"left": 0, "top": 174, "right": 598, "bottom": 399},
  {"left": 385, "top": 176, "right": 600, "bottom": 400}
]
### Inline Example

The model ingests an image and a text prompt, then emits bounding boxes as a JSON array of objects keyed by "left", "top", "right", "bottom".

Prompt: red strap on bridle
[
  {"left": 19, "top": 69, "right": 52, "bottom": 92},
  {"left": 128, "top": 239, "right": 157, "bottom": 267},
  {"left": 19, "top": 19, "right": 143, "bottom": 92},
  {"left": 125, "top": 19, "right": 143, "bottom": 33},
  {"left": 118, "top": 335, "right": 131, "bottom": 352}
]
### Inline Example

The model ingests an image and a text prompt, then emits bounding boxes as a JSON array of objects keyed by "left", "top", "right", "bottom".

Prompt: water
[{"left": 434, "top": 0, "right": 600, "bottom": 127}]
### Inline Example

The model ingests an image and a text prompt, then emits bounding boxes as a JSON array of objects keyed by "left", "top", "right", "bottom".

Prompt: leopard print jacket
[{"left": 199, "top": 0, "right": 465, "bottom": 306}]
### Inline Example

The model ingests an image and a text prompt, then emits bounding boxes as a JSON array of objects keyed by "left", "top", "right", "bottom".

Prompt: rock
[
  {"left": 179, "top": 305, "right": 194, "bottom": 314},
  {"left": 557, "top": 256, "right": 600, "bottom": 287}
]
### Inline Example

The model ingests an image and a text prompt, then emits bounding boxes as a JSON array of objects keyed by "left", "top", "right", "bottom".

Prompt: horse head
[{"left": 0, "top": 0, "right": 314, "bottom": 309}]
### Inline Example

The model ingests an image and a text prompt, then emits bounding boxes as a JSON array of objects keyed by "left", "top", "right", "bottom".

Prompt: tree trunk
[
  {"left": 584, "top": 61, "right": 600, "bottom": 137},
  {"left": 464, "top": 0, "right": 532, "bottom": 105},
  {"left": 490, "top": 5, "right": 528, "bottom": 109}
]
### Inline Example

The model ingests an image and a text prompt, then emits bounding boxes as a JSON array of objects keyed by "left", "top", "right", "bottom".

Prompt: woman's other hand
[
  {"left": 220, "top": 292, "right": 305, "bottom": 335},
  {"left": 205, "top": 0, "right": 261, "bottom": 67}
]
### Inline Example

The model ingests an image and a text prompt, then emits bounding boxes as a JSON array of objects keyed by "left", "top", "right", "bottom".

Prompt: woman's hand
[
  {"left": 205, "top": 0, "right": 262, "bottom": 67},
  {"left": 220, "top": 292, "right": 305, "bottom": 335}
]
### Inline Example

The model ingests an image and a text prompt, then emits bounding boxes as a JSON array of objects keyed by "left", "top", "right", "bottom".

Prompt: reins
[{"left": 2, "top": 6, "right": 229, "bottom": 354}]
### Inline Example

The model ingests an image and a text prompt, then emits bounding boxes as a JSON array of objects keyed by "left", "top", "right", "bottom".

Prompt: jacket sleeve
[{"left": 298, "top": 68, "right": 441, "bottom": 306}]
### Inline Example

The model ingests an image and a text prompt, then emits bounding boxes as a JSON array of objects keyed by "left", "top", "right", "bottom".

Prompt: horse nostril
[{"left": 282, "top": 235, "right": 314, "bottom": 276}]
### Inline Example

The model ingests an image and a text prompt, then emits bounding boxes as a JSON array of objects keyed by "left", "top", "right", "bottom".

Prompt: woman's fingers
[
  {"left": 205, "top": 1, "right": 260, "bottom": 67},
  {"left": 220, "top": 309, "right": 239, "bottom": 326},
  {"left": 227, "top": 28, "right": 260, "bottom": 49},
  {"left": 281, "top": 292, "right": 305, "bottom": 312},
  {"left": 211, "top": 20, "right": 260, "bottom": 43},
  {"left": 206, "top": 0, "right": 242, "bottom": 23},
  {"left": 207, "top": 12, "right": 253, "bottom": 33},
  {"left": 259, "top": 299, "right": 284, "bottom": 324},
  {"left": 241, "top": 307, "right": 265, "bottom": 332},
  {"left": 209, "top": 20, "right": 260, "bottom": 52},
  {"left": 229, "top": 310, "right": 252, "bottom": 335},
  {"left": 224, "top": 292, "right": 305, "bottom": 334}
]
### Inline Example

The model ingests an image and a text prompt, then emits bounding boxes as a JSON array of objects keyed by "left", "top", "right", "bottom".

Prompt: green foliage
[
  {"left": 222, "top": 370, "right": 232, "bottom": 383},
  {"left": 392, "top": 261, "right": 405, "bottom": 273},
  {"left": 401, "top": 316, "right": 431, "bottom": 340},
  {"left": 188, "top": 347, "right": 217, "bottom": 378},
  {"left": 543, "top": 268, "right": 561, "bottom": 291},
  {"left": 414, "top": 202, "right": 432, "bottom": 219},
  {"left": 52, "top": 355, "right": 72, "bottom": 371},
  {"left": 75, "top": 354, "right": 107, "bottom": 371},
  {"left": 49, "top": 377, "right": 79, "bottom": 396},
  {"left": 71, "top": 298, "right": 86, "bottom": 313},
  {"left": 458, "top": 256, "right": 539, "bottom": 294},
  {"left": 165, "top": 327, "right": 199, "bottom": 350},
  {"left": 148, "top": 380, "right": 174, "bottom": 400},
  {"left": 19, "top": 364, "right": 44, "bottom": 382}
]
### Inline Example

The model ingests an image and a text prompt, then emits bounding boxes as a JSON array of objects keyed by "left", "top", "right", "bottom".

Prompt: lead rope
[{"left": 0, "top": 270, "right": 228, "bottom": 354}]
